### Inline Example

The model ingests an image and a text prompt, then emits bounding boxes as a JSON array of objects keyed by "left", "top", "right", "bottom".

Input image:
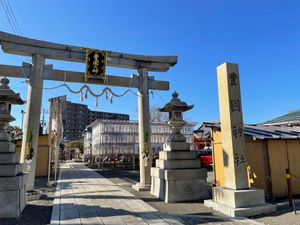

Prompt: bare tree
[
  {"left": 6, "top": 126, "right": 22, "bottom": 140},
  {"left": 150, "top": 106, "right": 169, "bottom": 122}
]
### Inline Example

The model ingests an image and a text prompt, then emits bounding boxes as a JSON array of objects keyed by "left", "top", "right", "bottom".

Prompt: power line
[
  {"left": 4, "top": 0, "right": 22, "bottom": 35},
  {"left": 0, "top": 0, "right": 17, "bottom": 34},
  {"left": 0, "top": 0, "right": 22, "bottom": 35}
]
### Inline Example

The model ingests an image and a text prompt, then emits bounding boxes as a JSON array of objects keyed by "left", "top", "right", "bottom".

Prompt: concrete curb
[
  {"left": 276, "top": 198, "right": 300, "bottom": 209},
  {"left": 175, "top": 214, "right": 264, "bottom": 225}
]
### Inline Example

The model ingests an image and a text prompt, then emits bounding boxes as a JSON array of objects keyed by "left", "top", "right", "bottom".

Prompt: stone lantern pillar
[
  {"left": 150, "top": 91, "right": 209, "bottom": 203},
  {"left": 0, "top": 77, "right": 27, "bottom": 218}
]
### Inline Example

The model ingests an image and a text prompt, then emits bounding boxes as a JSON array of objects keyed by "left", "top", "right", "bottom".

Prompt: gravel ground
[
  {"left": 254, "top": 201, "right": 300, "bottom": 225},
  {"left": 96, "top": 168, "right": 260, "bottom": 225},
  {"left": 0, "top": 177, "right": 55, "bottom": 225},
  {"left": 96, "top": 167, "right": 300, "bottom": 225},
  {"left": 2, "top": 167, "right": 298, "bottom": 225},
  {"left": 96, "top": 168, "right": 221, "bottom": 216}
]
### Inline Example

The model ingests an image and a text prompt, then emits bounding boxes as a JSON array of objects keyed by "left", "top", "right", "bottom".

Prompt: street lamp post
[{"left": 21, "top": 109, "right": 25, "bottom": 131}]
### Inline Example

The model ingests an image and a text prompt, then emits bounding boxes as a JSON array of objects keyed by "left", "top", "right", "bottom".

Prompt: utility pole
[
  {"left": 20, "top": 110, "right": 25, "bottom": 131},
  {"left": 40, "top": 108, "right": 48, "bottom": 134}
]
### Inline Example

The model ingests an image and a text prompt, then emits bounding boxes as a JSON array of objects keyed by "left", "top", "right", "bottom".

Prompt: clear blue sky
[{"left": 1, "top": 0, "right": 299, "bottom": 128}]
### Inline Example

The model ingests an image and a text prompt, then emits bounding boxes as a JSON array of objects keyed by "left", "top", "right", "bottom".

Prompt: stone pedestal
[
  {"left": 132, "top": 183, "right": 151, "bottom": 192},
  {"left": 0, "top": 142, "right": 27, "bottom": 218},
  {"left": 151, "top": 142, "right": 209, "bottom": 203},
  {"left": 204, "top": 188, "right": 276, "bottom": 217},
  {"left": 204, "top": 62, "right": 276, "bottom": 217}
]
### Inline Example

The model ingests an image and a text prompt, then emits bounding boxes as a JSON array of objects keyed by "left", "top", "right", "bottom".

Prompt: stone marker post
[
  {"left": 204, "top": 62, "right": 276, "bottom": 217},
  {"left": 217, "top": 62, "right": 249, "bottom": 190}
]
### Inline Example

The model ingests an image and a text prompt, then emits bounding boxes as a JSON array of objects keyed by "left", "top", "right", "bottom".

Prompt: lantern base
[
  {"left": 163, "top": 142, "right": 191, "bottom": 151},
  {"left": 150, "top": 142, "right": 209, "bottom": 203},
  {"left": 151, "top": 167, "right": 208, "bottom": 203},
  {"left": 132, "top": 182, "right": 151, "bottom": 191},
  {"left": 0, "top": 130, "right": 12, "bottom": 142},
  {"left": 0, "top": 142, "right": 16, "bottom": 153},
  {"left": 0, "top": 173, "right": 27, "bottom": 218}
]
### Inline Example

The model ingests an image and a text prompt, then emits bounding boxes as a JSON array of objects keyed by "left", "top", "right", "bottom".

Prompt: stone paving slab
[{"left": 50, "top": 162, "right": 262, "bottom": 225}]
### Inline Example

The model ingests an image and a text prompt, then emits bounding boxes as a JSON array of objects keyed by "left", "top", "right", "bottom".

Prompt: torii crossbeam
[{"left": 0, "top": 31, "right": 177, "bottom": 192}]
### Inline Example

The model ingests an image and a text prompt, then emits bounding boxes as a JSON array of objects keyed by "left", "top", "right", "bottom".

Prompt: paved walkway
[{"left": 50, "top": 162, "right": 262, "bottom": 225}]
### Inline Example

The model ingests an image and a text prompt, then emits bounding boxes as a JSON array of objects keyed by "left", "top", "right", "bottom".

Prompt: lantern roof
[
  {"left": 159, "top": 91, "right": 193, "bottom": 112},
  {"left": 0, "top": 77, "right": 25, "bottom": 104}
]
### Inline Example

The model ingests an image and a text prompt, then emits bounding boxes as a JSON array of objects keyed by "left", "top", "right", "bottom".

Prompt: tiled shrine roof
[{"left": 201, "top": 121, "right": 300, "bottom": 140}]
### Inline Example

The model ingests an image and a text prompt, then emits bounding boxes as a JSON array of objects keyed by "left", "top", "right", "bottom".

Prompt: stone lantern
[
  {"left": 0, "top": 77, "right": 28, "bottom": 218},
  {"left": 150, "top": 91, "right": 208, "bottom": 203},
  {"left": 159, "top": 91, "right": 193, "bottom": 143},
  {"left": 0, "top": 78, "right": 24, "bottom": 141}
]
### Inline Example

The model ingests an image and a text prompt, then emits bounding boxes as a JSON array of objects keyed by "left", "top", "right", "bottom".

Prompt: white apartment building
[{"left": 83, "top": 119, "right": 196, "bottom": 158}]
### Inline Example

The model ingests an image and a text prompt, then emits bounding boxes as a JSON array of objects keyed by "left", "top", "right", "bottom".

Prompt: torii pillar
[
  {"left": 20, "top": 54, "right": 45, "bottom": 191},
  {"left": 204, "top": 62, "right": 276, "bottom": 217},
  {"left": 132, "top": 67, "right": 152, "bottom": 191}
]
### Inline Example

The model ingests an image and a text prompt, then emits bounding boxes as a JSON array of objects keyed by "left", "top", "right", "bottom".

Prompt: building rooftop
[
  {"left": 263, "top": 110, "right": 300, "bottom": 125},
  {"left": 202, "top": 121, "right": 300, "bottom": 140},
  {"left": 86, "top": 119, "right": 196, "bottom": 128}
]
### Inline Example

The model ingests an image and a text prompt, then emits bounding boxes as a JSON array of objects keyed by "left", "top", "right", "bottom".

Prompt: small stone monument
[
  {"left": 150, "top": 91, "right": 209, "bottom": 203},
  {"left": 0, "top": 77, "right": 27, "bottom": 217},
  {"left": 204, "top": 62, "right": 276, "bottom": 217}
]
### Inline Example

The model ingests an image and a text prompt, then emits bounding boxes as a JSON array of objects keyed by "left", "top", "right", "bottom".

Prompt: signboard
[{"left": 84, "top": 48, "right": 109, "bottom": 83}]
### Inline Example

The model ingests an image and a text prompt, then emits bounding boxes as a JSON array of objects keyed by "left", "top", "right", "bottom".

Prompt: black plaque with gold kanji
[{"left": 85, "top": 49, "right": 108, "bottom": 83}]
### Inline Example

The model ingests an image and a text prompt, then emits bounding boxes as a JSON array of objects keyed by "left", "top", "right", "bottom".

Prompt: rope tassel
[
  {"left": 95, "top": 97, "right": 98, "bottom": 107},
  {"left": 150, "top": 90, "right": 154, "bottom": 98},
  {"left": 105, "top": 90, "right": 108, "bottom": 100},
  {"left": 80, "top": 91, "right": 84, "bottom": 102}
]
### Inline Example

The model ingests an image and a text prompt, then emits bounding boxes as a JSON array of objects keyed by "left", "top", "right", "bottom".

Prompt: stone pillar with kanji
[
  {"left": 204, "top": 62, "right": 276, "bottom": 217},
  {"left": 217, "top": 62, "right": 248, "bottom": 190}
]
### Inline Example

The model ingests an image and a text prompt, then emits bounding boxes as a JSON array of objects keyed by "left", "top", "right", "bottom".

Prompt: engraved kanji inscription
[
  {"left": 230, "top": 72, "right": 238, "bottom": 86},
  {"left": 231, "top": 99, "right": 240, "bottom": 112}
]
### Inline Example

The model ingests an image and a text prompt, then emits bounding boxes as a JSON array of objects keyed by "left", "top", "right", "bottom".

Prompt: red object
[
  {"left": 199, "top": 155, "right": 213, "bottom": 168},
  {"left": 197, "top": 149, "right": 213, "bottom": 168}
]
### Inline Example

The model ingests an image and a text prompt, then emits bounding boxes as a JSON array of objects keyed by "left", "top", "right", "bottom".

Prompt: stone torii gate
[{"left": 0, "top": 31, "right": 177, "bottom": 191}]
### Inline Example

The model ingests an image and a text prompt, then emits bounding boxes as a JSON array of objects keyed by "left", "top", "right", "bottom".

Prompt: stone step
[
  {"left": 159, "top": 151, "right": 196, "bottom": 160},
  {"left": 0, "top": 153, "right": 18, "bottom": 164},
  {"left": 212, "top": 187, "right": 266, "bottom": 208},
  {"left": 0, "top": 142, "right": 15, "bottom": 153},
  {"left": 156, "top": 159, "right": 201, "bottom": 170},
  {"left": 0, "top": 164, "right": 24, "bottom": 177},
  {"left": 151, "top": 167, "right": 207, "bottom": 180},
  {"left": 163, "top": 142, "right": 191, "bottom": 151},
  {"left": 0, "top": 182, "right": 26, "bottom": 217},
  {"left": 0, "top": 173, "right": 28, "bottom": 191},
  {"left": 204, "top": 199, "right": 276, "bottom": 217}
]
